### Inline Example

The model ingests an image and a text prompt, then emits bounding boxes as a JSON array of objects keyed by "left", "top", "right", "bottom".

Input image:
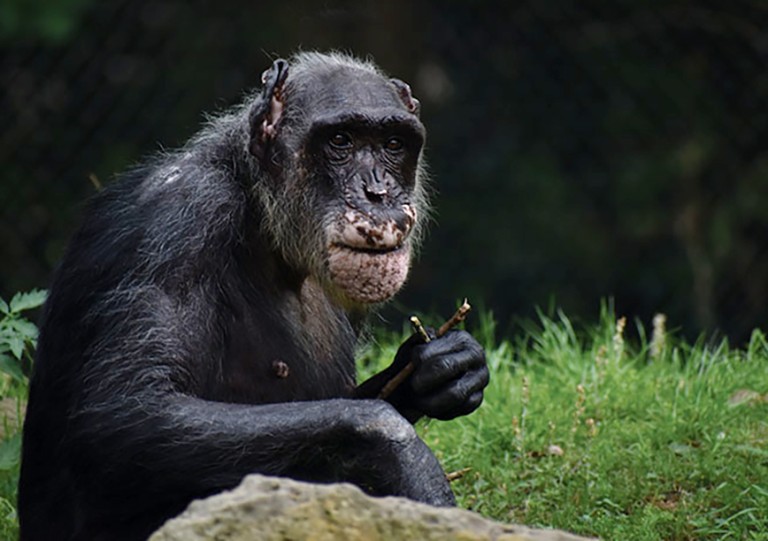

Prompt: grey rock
[{"left": 150, "top": 474, "right": 596, "bottom": 541}]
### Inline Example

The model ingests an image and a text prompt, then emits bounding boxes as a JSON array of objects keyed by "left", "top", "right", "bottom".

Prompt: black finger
[
  {"left": 415, "top": 369, "right": 488, "bottom": 419},
  {"left": 410, "top": 336, "right": 485, "bottom": 394}
]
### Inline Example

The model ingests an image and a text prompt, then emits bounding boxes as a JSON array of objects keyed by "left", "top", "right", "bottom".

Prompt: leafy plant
[
  {"left": 0, "top": 289, "right": 44, "bottom": 539},
  {"left": 0, "top": 289, "right": 46, "bottom": 391}
]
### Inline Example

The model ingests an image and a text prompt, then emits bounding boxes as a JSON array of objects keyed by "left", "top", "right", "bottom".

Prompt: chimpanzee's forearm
[
  {"left": 69, "top": 394, "right": 453, "bottom": 505},
  {"left": 354, "top": 367, "right": 424, "bottom": 424}
]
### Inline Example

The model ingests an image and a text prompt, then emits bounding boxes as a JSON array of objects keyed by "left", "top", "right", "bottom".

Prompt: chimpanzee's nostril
[{"left": 365, "top": 187, "right": 386, "bottom": 203}]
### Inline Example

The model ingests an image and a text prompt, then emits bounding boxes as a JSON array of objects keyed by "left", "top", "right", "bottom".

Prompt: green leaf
[
  {"left": 0, "top": 298, "right": 8, "bottom": 315},
  {"left": 0, "top": 330, "right": 12, "bottom": 345},
  {"left": 7, "top": 336, "right": 22, "bottom": 360},
  {"left": 9, "top": 289, "right": 47, "bottom": 314},
  {"left": 6, "top": 319, "right": 38, "bottom": 341},
  {"left": 0, "top": 433, "right": 21, "bottom": 471},
  {"left": 0, "top": 353, "right": 25, "bottom": 382}
]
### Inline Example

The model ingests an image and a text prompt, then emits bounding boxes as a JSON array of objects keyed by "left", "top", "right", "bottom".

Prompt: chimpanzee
[{"left": 19, "top": 52, "right": 489, "bottom": 541}]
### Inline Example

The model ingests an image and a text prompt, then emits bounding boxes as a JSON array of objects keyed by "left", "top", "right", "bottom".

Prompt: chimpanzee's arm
[
  {"left": 355, "top": 331, "right": 489, "bottom": 423},
  {"left": 69, "top": 393, "right": 454, "bottom": 509},
  {"left": 38, "top": 273, "right": 455, "bottom": 526}
]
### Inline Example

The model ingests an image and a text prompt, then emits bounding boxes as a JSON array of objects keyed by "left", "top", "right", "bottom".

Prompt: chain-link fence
[{"left": 2, "top": 1, "right": 767, "bottom": 340}]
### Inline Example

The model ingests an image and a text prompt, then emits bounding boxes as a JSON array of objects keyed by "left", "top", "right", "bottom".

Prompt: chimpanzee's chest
[{"left": 213, "top": 282, "right": 358, "bottom": 405}]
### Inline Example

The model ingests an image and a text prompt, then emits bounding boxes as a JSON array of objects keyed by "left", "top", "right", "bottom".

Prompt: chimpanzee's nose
[{"left": 364, "top": 168, "right": 389, "bottom": 203}]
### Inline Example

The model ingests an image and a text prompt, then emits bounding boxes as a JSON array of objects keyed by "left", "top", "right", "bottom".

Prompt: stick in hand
[{"left": 377, "top": 299, "right": 472, "bottom": 399}]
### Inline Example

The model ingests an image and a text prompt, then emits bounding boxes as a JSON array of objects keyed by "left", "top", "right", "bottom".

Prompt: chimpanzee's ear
[
  {"left": 390, "top": 78, "right": 420, "bottom": 117},
  {"left": 249, "top": 59, "right": 289, "bottom": 160}
]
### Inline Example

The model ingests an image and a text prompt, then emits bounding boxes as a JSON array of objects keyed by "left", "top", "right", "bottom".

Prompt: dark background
[{"left": 2, "top": 0, "right": 767, "bottom": 341}]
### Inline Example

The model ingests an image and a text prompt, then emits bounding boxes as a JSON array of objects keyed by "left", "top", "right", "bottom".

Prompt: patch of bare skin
[
  {"left": 327, "top": 205, "right": 417, "bottom": 304},
  {"left": 138, "top": 159, "right": 190, "bottom": 200},
  {"left": 337, "top": 205, "right": 416, "bottom": 250},
  {"left": 328, "top": 245, "right": 411, "bottom": 304},
  {"left": 161, "top": 166, "right": 183, "bottom": 185},
  {"left": 261, "top": 87, "right": 284, "bottom": 141}
]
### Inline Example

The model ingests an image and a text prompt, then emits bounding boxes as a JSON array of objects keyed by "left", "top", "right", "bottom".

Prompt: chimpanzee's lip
[{"left": 332, "top": 243, "right": 405, "bottom": 255}]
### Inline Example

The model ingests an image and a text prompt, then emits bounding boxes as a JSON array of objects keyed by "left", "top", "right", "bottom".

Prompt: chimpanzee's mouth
[
  {"left": 335, "top": 243, "right": 405, "bottom": 256},
  {"left": 331, "top": 208, "right": 415, "bottom": 256}
]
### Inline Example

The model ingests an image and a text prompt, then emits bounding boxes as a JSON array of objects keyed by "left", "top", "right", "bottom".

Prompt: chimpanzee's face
[
  {"left": 261, "top": 64, "right": 427, "bottom": 307},
  {"left": 309, "top": 93, "right": 424, "bottom": 304}
]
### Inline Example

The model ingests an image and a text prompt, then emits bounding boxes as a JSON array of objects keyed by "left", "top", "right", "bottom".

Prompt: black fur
[{"left": 19, "top": 52, "right": 488, "bottom": 541}]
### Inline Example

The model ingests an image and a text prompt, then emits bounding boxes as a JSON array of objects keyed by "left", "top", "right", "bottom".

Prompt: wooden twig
[
  {"left": 377, "top": 300, "right": 472, "bottom": 399},
  {"left": 437, "top": 299, "right": 471, "bottom": 337},
  {"left": 445, "top": 467, "right": 472, "bottom": 483},
  {"left": 375, "top": 316, "right": 433, "bottom": 399},
  {"left": 376, "top": 362, "right": 417, "bottom": 399},
  {"left": 410, "top": 316, "right": 431, "bottom": 343},
  {"left": 88, "top": 173, "right": 103, "bottom": 191}
]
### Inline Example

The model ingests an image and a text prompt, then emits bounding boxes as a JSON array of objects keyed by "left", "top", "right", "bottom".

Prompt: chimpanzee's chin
[{"left": 328, "top": 244, "right": 411, "bottom": 305}]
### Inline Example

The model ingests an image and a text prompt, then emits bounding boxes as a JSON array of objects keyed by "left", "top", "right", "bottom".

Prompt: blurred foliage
[
  {"left": 1, "top": 0, "right": 767, "bottom": 341},
  {"left": 0, "top": 290, "right": 43, "bottom": 540},
  {"left": 0, "top": 0, "right": 91, "bottom": 43},
  {"left": 0, "top": 289, "right": 44, "bottom": 391}
]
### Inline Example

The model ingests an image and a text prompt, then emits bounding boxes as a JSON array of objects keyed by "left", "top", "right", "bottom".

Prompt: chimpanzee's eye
[
  {"left": 329, "top": 132, "right": 353, "bottom": 149},
  {"left": 385, "top": 137, "right": 404, "bottom": 152}
]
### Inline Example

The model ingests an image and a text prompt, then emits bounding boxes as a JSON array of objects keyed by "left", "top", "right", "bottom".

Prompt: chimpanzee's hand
[{"left": 389, "top": 330, "right": 488, "bottom": 422}]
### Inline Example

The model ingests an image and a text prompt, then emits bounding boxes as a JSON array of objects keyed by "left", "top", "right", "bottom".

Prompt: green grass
[
  {"left": 2, "top": 307, "right": 767, "bottom": 540},
  {"left": 0, "top": 428, "right": 21, "bottom": 540},
  {"left": 361, "top": 309, "right": 768, "bottom": 540}
]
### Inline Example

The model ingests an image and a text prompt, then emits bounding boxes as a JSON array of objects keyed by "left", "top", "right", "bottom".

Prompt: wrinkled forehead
[{"left": 286, "top": 67, "right": 407, "bottom": 119}]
